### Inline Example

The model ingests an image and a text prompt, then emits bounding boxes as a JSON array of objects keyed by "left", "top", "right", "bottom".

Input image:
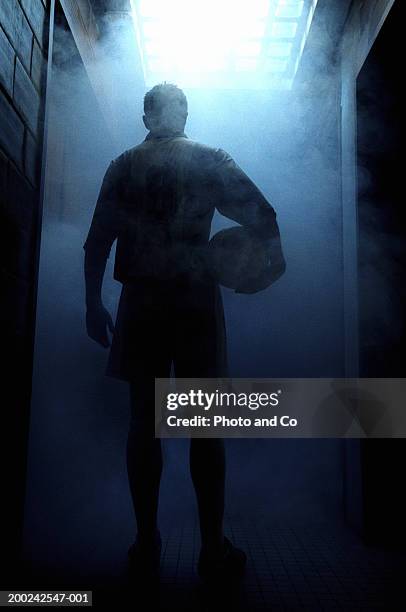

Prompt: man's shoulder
[
  {"left": 106, "top": 144, "right": 145, "bottom": 177},
  {"left": 184, "top": 139, "right": 231, "bottom": 167},
  {"left": 111, "top": 144, "right": 142, "bottom": 165},
  {"left": 110, "top": 139, "right": 231, "bottom": 169}
]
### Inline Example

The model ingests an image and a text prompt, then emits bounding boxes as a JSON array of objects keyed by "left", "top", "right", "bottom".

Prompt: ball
[{"left": 207, "top": 226, "right": 271, "bottom": 291}]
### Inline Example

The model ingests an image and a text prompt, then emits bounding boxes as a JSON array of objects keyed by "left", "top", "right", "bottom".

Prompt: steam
[{"left": 24, "top": 4, "right": 363, "bottom": 576}]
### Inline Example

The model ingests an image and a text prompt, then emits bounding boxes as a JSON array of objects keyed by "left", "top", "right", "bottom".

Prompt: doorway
[{"left": 356, "top": 0, "right": 405, "bottom": 544}]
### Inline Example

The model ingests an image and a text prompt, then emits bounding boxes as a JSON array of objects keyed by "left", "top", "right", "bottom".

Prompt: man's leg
[
  {"left": 115, "top": 282, "right": 172, "bottom": 545},
  {"left": 174, "top": 280, "right": 245, "bottom": 579},
  {"left": 189, "top": 438, "right": 225, "bottom": 553},
  {"left": 174, "top": 282, "right": 228, "bottom": 555},
  {"left": 190, "top": 437, "right": 246, "bottom": 580},
  {"left": 127, "top": 378, "right": 162, "bottom": 543}
]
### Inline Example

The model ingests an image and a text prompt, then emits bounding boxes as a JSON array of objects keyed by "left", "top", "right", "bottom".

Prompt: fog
[{"left": 23, "top": 10, "right": 346, "bottom": 578}]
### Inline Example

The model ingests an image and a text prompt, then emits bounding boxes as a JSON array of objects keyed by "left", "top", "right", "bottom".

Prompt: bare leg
[
  {"left": 190, "top": 438, "right": 225, "bottom": 553},
  {"left": 127, "top": 380, "right": 162, "bottom": 542}
]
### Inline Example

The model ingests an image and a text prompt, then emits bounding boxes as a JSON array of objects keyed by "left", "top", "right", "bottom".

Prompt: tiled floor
[
  {"left": 118, "top": 516, "right": 405, "bottom": 611},
  {"left": 20, "top": 516, "right": 405, "bottom": 610}
]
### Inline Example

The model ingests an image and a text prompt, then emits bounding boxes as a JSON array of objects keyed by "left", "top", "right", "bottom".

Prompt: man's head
[{"left": 143, "top": 83, "right": 188, "bottom": 135}]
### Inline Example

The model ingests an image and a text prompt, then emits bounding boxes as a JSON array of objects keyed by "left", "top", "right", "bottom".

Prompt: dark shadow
[{"left": 356, "top": 0, "right": 406, "bottom": 546}]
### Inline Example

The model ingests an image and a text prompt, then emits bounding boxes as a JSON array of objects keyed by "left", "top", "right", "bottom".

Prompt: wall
[
  {"left": 0, "top": 0, "right": 50, "bottom": 572},
  {"left": 340, "top": 0, "right": 395, "bottom": 535},
  {"left": 341, "top": 0, "right": 395, "bottom": 378},
  {"left": 22, "top": 10, "right": 126, "bottom": 577}
]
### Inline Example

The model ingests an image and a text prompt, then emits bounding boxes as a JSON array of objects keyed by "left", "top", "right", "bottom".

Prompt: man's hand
[
  {"left": 235, "top": 253, "right": 286, "bottom": 294},
  {"left": 86, "top": 303, "right": 114, "bottom": 348}
]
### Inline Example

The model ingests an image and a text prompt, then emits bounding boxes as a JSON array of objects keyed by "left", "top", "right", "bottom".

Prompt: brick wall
[{"left": 0, "top": 0, "right": 49, "bottom": 573}]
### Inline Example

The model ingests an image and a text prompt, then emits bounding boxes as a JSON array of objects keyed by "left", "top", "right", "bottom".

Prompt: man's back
[
  {"left": 113, "top": 135, "right": 218, "bottom": 282},
  {"left": 85, "top": 133, "right": 278, "bottom": 285}
]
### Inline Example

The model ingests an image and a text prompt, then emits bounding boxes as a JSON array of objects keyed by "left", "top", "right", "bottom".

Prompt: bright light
[
  {"left": 265, "top": 58, "right": 289, "bottom": 73},
  {"left": 235, "top": 41, "right": 262, "bottom": 58},
  {"left": 268, "top": 42, "right": 293, "bottom": 57},
  {"left": 235, "top": 58, "right": 258, "bottom": 71},
  {"left": 276, "top": 1, "right": 304, "bottom": 19},
  {"left": 271, "top": 22, "right": 298, "bottom": 38},
  {"left": 243, "top": 21, "right": 267, "bottom": 38},
  {"left": 130, "top": 0, "right": 319, "bottom": 90}
]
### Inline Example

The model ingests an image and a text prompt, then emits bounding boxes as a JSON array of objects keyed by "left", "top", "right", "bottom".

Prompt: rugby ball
[{"left": 207, "top": 226, "right": 271, "bottom": 291}]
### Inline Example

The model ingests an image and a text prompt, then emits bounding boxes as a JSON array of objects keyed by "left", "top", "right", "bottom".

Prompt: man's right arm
[{"left": 84, "top": 158, "right": 122, "bottom": 347}]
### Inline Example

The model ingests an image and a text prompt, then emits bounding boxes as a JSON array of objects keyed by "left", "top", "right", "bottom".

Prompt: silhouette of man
[{"left": 84, "top": 83, "right": 285, "bottom": 581}]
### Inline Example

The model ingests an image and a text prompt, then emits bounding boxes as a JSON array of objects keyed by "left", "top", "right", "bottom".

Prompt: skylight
[{"left": 130, "top": 0, "right": 318, "bottom": 90}]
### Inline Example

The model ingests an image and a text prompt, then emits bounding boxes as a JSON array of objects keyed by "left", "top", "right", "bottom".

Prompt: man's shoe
[
  {"left": 128, "top": 531, "right": 162, "bottom": 580},
  {"left": 198, "top": 537, "right": 246, "bottom": 583}
]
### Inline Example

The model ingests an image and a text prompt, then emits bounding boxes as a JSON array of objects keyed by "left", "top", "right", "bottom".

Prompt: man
[{"left": 84, "top": 83, "right": 285, "bottom": 582}]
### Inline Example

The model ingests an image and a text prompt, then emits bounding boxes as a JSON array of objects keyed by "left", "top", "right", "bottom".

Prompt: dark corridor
[{"left": 1, "top": 1, "right": 405, "bottom": 610}]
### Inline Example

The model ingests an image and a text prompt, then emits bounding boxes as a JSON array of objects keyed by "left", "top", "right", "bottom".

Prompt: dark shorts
[{"left": 107, "top": 278, "right": 228, "bottom": 381}]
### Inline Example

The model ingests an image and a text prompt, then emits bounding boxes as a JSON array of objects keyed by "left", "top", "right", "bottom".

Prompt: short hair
[{"left": 144, "top": 82, "right": 188, "bottom": 117}]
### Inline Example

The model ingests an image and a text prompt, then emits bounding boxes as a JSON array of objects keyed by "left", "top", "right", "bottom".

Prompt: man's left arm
[{"left": 213, "top": 149, "right": 286, "bottom": 293}]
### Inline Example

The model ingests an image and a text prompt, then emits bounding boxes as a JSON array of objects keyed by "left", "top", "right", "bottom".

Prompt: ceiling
[{"left": 88, "top": 0, "right": 353, "bottom": 92}]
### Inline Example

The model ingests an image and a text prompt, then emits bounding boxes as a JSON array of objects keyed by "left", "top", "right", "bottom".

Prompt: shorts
[{"left": 106, "top": 277, "right": 228, "bottom": 381}]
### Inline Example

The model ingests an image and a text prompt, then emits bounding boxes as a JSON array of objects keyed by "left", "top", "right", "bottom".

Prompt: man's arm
[
  {"left": 213, "top": 149, "right": 286, "bottom": 293},
  {"left": 84, "top": 158, "right": 122, "bottom": 346}
]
